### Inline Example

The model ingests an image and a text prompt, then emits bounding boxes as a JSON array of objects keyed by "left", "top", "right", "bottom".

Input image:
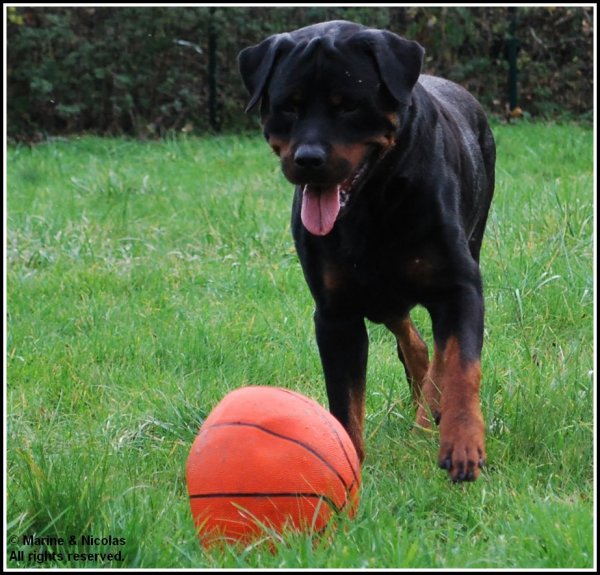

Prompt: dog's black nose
[{"left": 294, "top": 144, "right": 327, "bottom": 169}]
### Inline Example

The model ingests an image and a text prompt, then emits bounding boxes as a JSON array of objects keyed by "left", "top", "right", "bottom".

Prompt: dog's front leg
[
  {"left": 426, "top": 279, "right": 487, "bottom": 482},
  {"left": 314, "top": 311, "right": 368, "bottom": 462}
]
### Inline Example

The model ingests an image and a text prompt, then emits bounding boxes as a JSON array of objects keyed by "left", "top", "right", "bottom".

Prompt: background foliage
[{"left": 7, "top": 6, "right": 594, "bottom": 139}]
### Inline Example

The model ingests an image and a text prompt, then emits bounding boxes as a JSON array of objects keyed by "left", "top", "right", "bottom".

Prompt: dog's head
[{"left": 239, "top": 20, "right": 424, "bottom": 236}]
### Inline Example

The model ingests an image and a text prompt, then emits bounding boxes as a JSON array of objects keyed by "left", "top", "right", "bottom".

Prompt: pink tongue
[{"left": 301, "top": 185, "right": 341, "bottom": 236}]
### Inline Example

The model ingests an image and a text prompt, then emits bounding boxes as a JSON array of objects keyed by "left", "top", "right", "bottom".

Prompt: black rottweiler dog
[{"left": 239, "top": 20, "right": 495, "bottom": 482}]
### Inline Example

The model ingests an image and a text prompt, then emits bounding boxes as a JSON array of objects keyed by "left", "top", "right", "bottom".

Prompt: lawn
[{"left": 5, "top": 123, "right": 595, "bottom": 568}]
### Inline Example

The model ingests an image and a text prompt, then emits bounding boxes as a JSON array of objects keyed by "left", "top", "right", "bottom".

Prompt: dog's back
[{"left": 417, "top": 74, "right": 496, "bottom": 260}]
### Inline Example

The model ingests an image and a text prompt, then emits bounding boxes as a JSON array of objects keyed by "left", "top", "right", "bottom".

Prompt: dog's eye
[
  {"left": 279, "top": 102, "right": 300, "bottom": 118},
  {"left": 339, "top": 102, "right": 360, "bottom": 115}
]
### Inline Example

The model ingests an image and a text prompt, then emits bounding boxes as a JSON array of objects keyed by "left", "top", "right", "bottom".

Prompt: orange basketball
[{"left": 186, "top": 386, "right": 360, "bottom": 547}]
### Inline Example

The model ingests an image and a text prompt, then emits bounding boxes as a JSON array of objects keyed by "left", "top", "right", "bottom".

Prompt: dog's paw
[
  {"left": 438, "top": 414, "right": 486, "bottom": 482},
  {"left": 415, "top": 403, "right": 441, "bottom": 429}
]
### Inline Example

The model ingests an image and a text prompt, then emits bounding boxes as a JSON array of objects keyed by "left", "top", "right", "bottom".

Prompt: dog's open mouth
[{"left": 300, "top": 160, "right": 371, "bottom": 236}]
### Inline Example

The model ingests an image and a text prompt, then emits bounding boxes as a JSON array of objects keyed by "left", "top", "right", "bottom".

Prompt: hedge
[{"left": 7, "top": 6, "right": 594, "bottom": 140}]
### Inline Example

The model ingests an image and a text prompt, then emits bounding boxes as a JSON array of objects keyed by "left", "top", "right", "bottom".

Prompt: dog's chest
[{"left": 322, "top": 232, "right": 441, "bottom": 321}]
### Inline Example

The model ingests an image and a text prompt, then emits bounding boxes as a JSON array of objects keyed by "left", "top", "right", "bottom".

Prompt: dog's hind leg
[{"left": 386, "top": 316, "right": 431, "bottom": 410}]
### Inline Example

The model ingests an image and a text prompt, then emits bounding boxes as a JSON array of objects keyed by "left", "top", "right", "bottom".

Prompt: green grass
[{"left": 6, "top": 124, "right": 594, "bottom": 568}]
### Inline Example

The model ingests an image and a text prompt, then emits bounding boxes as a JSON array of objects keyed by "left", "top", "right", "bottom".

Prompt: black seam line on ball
[
  {"left": 188, "top": 491, "right": 341, "bottom": 514},
  {"left": 277, "top": 388, "right": 361, "bottom": 486},
  {"left": 200, "top": 421, "right": 352, "bottom": 501}
]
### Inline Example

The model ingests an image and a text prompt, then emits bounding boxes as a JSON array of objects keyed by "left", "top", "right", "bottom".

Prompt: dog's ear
[
  {"left": 352, "top": 30, "right": 424, "bottom": 106},
  {"left": 238, "top": 33, "right": 294, "bottom": 113}
]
